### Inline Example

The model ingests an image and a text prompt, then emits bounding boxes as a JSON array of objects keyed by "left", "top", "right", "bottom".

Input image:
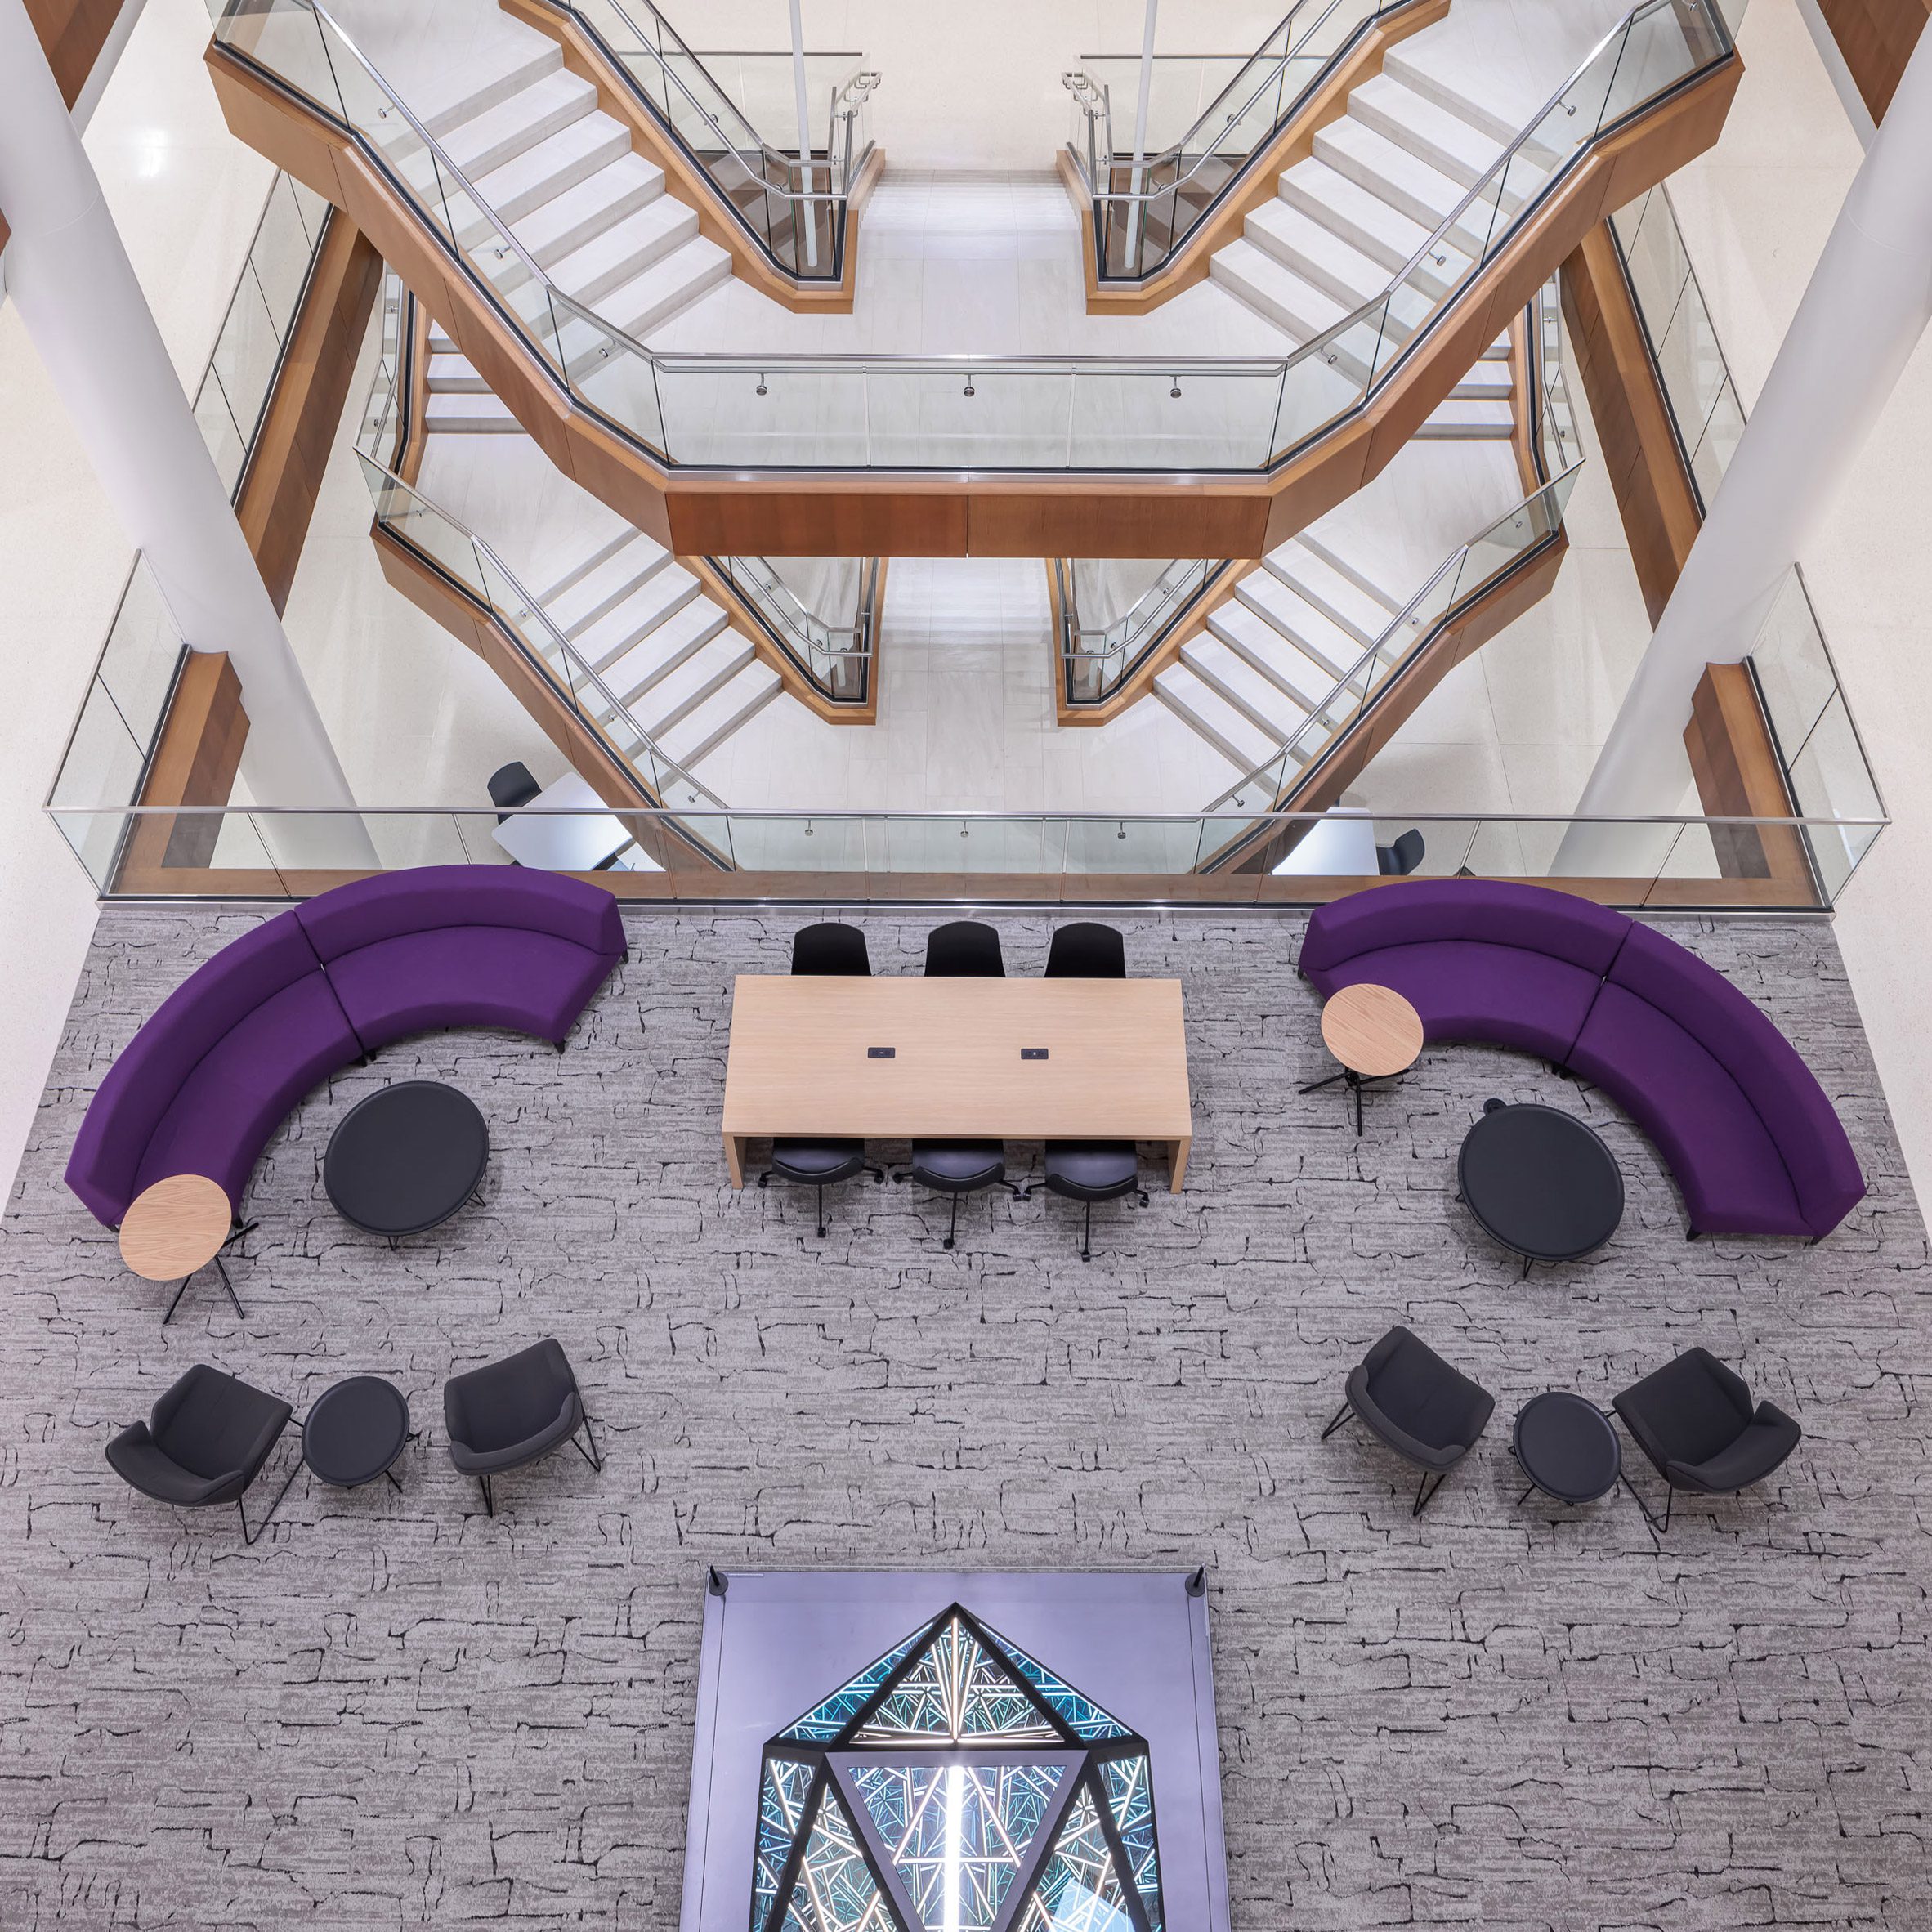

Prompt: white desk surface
[
  {"left": 1272, "top": 812, "right": 1382, "bottom": 878},
  {"left": 490, "top": 772, "right": 632, "bottom": 873}
]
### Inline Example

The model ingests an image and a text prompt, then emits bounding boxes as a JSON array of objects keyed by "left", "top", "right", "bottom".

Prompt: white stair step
[
  {"left": 419, "top": 42, "right": 562, "bottom": 140},
  {"left": 1152, "top": 665, "right": 1279, "bottom": 772},
  {"left": 1297, "top": 530, "right": 1406, "bottom": 619},
  {"left": 628, "top": 633, "right": 759, "bottom": 741},
  {"left": 1205, "top": 599, "right": 1336, "bottom": 713},
  {"left": 1238, "top": 569, "right": 1370, "bottom": 679},
  {"left": 1383, "top": 44, "right": 1527, "bottom": 148},
  {"left": 536, "top": 525, "right": 647, "bottom": 606},
  {"left": 598, "top": 236, "right": 734, "bottom": 344},
  {"left": 1348, "top": 73, "right": 1505, "bottom": 189},
  {"left": 1279, "top": 156, "right": 1433, "bottom": 275},
  {"left": 442, "top": 71, "right": 599, "bottom": 183},
  {"left": 1452, "top": 365, "right": 1514, "bottom": 400},
  {"left": 476, "top": 114, "right": 631, "bottom": 226},
  {"left": 1268, "top": 539, "right": 1398, "bottom": 646},
  {"left": 589, "top": 583, "right": 719, "bottom": 695},
  {"left": 1208, "top": 239, "right": 1339, "bottom": 345},
  {"left": 427, "top": 351, "right": 489, "bottom": 394},
  {"left": 424, "top": 391, "right": 520, "bottom": 432},
  {"left": 1480, "top": 333, "right": 1510, "bottom": 361},
  {"left": 548, "top": 195, "right": 700, "bottom": 308},
  {"left": 548, "top": 535, "right": 675, "bottom": 640},
  {"left": 1179, "top": 637, "right": 1312, "bottom": 744},
  {"left": 659, "top": 660, "right": 785, "bottom": 771},
  {"left": 599, "top": 597, "right": 731, "bottom": 708},
  {"left": 1419, "top": 396, "right": 1516, "bottom": 438},
  {"left": 1308, "top": 120, "right": 1490, "bottom": 261},
  {"left": 513, "top": 153, "right": 666, "bottom": 268},
  {"left": 1243, "top": 199, "right": 1390, "bottom": 311}
]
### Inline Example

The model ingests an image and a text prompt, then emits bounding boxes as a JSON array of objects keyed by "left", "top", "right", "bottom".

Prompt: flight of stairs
[
  {"left": 400, "top": 23, "right": 731, "bottom": 431},
  {"left": 1210, "top": 47, "right": 1563, "bottom": 437},
  {"left": 525, "top": 526, "right": 781, "bottom": 779},
  {"left": 1152, "top": 531, "right": 1420, "bottom": 782}
]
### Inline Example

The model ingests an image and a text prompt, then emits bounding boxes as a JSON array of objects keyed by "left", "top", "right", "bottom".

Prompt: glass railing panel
[
  {"left": 97, "top": 563, "right": 187, "bottom": 742},
  {"left": 1598, "top": 0, "right": 1723, "bottom": 130},
  {"left": 1652, "top": 271, "right": 1730, "bottom": 458},
  {"left": 651, "top": 364, "right": 870, "bottom": 466},
  {"left": 725, "top": 813, "right": 861, "bottom": 874},
  {"left": 212, "top": 810, "right": 285, "bottom": 880},
  {"left": 206, "top": 265, "right": 282, "bottom": 451},
  {"left": 1685, "top": 377, "right": 1745, "bottom": 507},
  {"left": 1067, "top": 367, "right": 1281, "bottom": 471},
  {"left": 357, "top": 454, "right": 489, "bottom": 599},
  {"left": 214, "top": 0, "right": 346, "bottom": 115},
  {"left": 552, "top": 306, "right": 669, "bottom": 454},
  {"left": 246, "top": 173, "right": 321, "bottom": 324},
  {"left": 1785, "top": 693, "right": 1883, "bottom": 897},
  {"left": 192, "top": 377, "right": 248, "bottom": 497},
  {"left": 1749, "top": 570, "right": 1839, "bottom": 760}
]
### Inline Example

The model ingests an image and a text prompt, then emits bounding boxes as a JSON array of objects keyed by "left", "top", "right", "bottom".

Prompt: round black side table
[
  {"left": 1512, "top": 1390, "right": 1622, "bottom": 1509},
  {"left": 1459, "top": 1099, "right": 1623, "bottom": 1277},
  {"left": 303, "top": 1375, "right": 412, "bottom": 1492},
  {"left": 324, "top": 1080, "right": 489, "bottom": 1247}
]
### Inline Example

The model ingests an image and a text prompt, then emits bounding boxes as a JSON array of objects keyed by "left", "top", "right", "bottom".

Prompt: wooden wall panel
[
  {"left": 1815, "top": 0, "right": 1930, "bottom": 120},
  {"left": 1684, "top": 662, "right": 1810, "bottom": 887},
  {"left": 235, "top": 214, "right": 382, "bottom": 612},
  {"left": 122, "top": 651, "right": 248, "bottom": 879}
]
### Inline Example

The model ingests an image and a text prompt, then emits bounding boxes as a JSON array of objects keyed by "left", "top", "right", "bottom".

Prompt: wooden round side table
[
  {"left": 1302, "top": 982, "right": 1425, "bottom": 1135},
  {"left": 119, "top": 1174, "right": 244, "bottom": 1324}
]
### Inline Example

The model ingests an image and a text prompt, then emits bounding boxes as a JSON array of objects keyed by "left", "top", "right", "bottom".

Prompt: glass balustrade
[
  {"left": 709, "top": 555, "right": 877, "bottom": 704},
  {"left": 206, "top": 0, "right": 1733, "bottom": 477},
  {"left": 1057, "top": 558, "right": 1223, "bottom": 706}
]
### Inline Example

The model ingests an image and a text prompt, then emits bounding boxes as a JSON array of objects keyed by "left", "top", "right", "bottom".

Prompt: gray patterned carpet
[{"left": 1, "top": 906, "right": 1927, "bottom": 1930}]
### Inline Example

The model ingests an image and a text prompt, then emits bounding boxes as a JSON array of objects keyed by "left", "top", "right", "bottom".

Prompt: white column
[
  {"left": 788, "top": 0, "right": 819, "bottom": 271},
  {"left": 1125, "top": 0, "right": 1160, "bottom": 266},
  {"left": 1558, "top": 25, "right": 1932, "bottom": 875},
  {"left": 0, "top": 0, "right": 365, "bottom": 851}
]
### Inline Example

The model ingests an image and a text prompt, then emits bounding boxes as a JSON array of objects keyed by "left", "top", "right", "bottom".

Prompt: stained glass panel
[
  {"left": 787, "top": 1781, "right": 897, "bottom": 1932},
  {"left": 1098, "top": 1756, "right": 1162, "bottom": 1932},
  {"left": 780, "top": 1622, "right": 937, "bottom": 1743},
  {"left": 977, "top": 1621, "right": 1133, "bottom": 1742},
  {"left": 853, "top": 1617, "right": 1058, "bottom": 1744},
  {"left": 1016, "top": 1785, "right": 1135, "bottom": 1932}
]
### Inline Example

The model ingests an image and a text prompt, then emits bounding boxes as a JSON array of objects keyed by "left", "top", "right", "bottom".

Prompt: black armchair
[
  {"left": 925, "top": 919, "right": 1004, "bottom": 977},
  {"left": 443, "top": 1339, "right": 602, "bottom": 1517},
  {"left": 105, "top": 1364, "right": 297, "bottom": 1544},
  {"left": 1375, "top": 829, "right": 1426, "bottom": 876},
  {"left": 487, "top": 761, "right": 541, "bottom": 821},
  {"left": 791, "top": 922, "right": 871, "bottom": 976},
  {"left": 1322, "top": 1325, "right": 1495, "bottom": 1515},
  {"left": 1612, "top": 1347, "right": 1801, "bottom": 1533},
  {"left": 1044, "top": 922, "right": 1126, "bottom": 979},
  {"left": 894, "top": 1140, "right": 1022, "bottom": 1250}
]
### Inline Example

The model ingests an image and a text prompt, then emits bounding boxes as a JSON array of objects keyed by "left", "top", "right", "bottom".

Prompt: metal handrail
[
  {"left": 1201, "top": 458, "right": 1583, "bottom": 816},
  {"left": 362, "top": 456, "right": 729, "bottom": 812}
]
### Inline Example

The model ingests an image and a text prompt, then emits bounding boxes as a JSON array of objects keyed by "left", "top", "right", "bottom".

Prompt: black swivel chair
[
  {"left": 1025, "top": 1142, "right": 1147, "bottom": 1262},
  {"left": 1612, "top": 1347, "right": 1802, "bottom": 1534},
  {"left": 488, "top": 761, "right": 541, "bottom": 821},
  {"left": 1375, "top": 829, "right": 1425, "bottom": 876},
  {"left": 443, "top": 1339, "right": 602, "bottom": 1517},
  {"left": 105, "top": 1364, "right": 299, "bottom": 1545},
  {"left": 1322, "top": 1325, "right": 1495, "bottom": 1516},
  {"left": 791, "top": 922, "right": 872, "bottom": 976},
  {"left": 1043, "top": 921, "right": 1126, "bottom": 979},
  {"left": 925, "top": 919, "right": 1005, "bottom": 977},
  {"left": 895, "top": 1141, "right": 1021, "bottom": 1250}
]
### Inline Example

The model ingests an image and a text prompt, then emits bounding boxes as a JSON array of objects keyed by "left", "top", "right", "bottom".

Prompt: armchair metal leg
[
  {"left": 1319, "top": 1400, "right": 1355, "bottom": 1441},
  {"left": 1411, "top": 1469, "right": 1449, "bottom": 1517},
  {"left": 570, "top": 1412, "right": 604, "bottom": 1473},
  {"left": 1621, "top": 1472, "right": 1672, "bottom": 1536},
  {"left": 239, "top": 1451, "right": 304, "bottom": 1545},
  {"left": 213, "top": 1254, "right": 246, "bottom": 1319},
  {"left": 478, "top": 1474, "right": 494, "bottom": 1518}
]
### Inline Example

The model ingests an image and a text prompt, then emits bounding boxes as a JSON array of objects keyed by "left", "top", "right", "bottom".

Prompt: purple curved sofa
[
  {"left": 1300, "top": 880, "right": 1864, "bottom": 1241},
  {"left": 65, "top": 865, "right": 624, "bottom": 1229}
]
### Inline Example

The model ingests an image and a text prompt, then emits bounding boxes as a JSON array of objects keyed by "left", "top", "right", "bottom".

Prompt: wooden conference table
[{"left": 722, "top": 975, "right": 1192, "bottom": 1192}]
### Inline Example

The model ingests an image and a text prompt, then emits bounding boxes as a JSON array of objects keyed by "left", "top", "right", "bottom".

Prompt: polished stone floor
[{"left": 0, "top": 906, "right": 1926, "bottom": 1929}]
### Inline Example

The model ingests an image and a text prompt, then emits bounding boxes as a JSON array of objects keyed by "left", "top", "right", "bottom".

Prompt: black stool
[
  {"left": 894, "top": 1140, "right": 1021, "bottom": 1250},
  {"left": 1025, "top": 1141, "right": 1147, "bottom": 1262},
  {"left": 761, "top": 1138, "right": 884, "bottom": 1238}
]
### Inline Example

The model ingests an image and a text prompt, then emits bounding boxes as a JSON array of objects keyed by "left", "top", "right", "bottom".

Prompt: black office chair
[
  {"left": 1025, "top": 1141, "right": 1147, "bottom": 1262},
  {"left": 894, "top": 1140, "right": 1022, "bottom": 1250},
  {"left": 105, "top": 1364, "right": 299, "bottom": 1545},
  {"left": 1322, "top": 1325, "right": 1494, "bottom": 1516},
  {"left": 1044, "top": 922, "right": 1126, "bottom": 979},
  {"left": 925, "top": 920, "right": 1004, "bottom": 977},
  {"left": 487, "top": 760, "right": 541, "bottom": 821},
  {"left": 444, "top": 1339, "right": 602, "bottom": 1518},
  {"left": 1612, "top": 1347, "right": 1801, "bottom": 1534},
  {"left": 791, "top": 922, "right": 871, "bottom": 976},
  {"left": 1375, "top": 829, "right": 1425, "bottom": 876},
  {"left": 762, "top": 1140, "right": 885, "bottom": 1238}
]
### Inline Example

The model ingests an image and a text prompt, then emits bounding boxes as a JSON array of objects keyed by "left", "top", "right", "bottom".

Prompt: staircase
[
  {"left": 521, "top": 521, "right": 783, "bottom": 778},
  {"left": 1210, "top": 55, "right": 1555, "bottom": 436},
  {"left": 389, "top": 16, "right": 731, "bottom": 427}
]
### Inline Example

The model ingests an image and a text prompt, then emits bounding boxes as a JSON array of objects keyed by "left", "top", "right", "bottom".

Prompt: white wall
[{"left": 686, "top": 0, "right": 1292, "bottom": 170}]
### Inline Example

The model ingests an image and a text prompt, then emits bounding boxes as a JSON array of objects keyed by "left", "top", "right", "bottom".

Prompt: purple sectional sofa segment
[
  {"left": 293, "top": 865, "right": 626, "bottom": 1053},
  {"left": 1301, "top": 879, "right": 1864, "bottom": 1240},
  {"left": 65, "top": 866, "right": 625, "bottom": 1230}
]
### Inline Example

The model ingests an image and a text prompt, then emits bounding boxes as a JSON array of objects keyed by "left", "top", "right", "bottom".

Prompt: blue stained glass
[
  {"left": 755, "top": 1758, "right": 819, "bottom": 1932},
  {"left": 1098, "top": 1755, "right": 1162, "bottom": 1932},
  {"left": 780, "top": 1621, "right": 937, "bottom": 1742},
  {"left": 855, "top": 1618, "right": 1058, "bottom": 1743},
  {"left": 1017, "top": 1785, "right": 1134, "bottom": 1932},
  {"left": 976, "top": 1621, "right": 1132, "bottom": 1742}
]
